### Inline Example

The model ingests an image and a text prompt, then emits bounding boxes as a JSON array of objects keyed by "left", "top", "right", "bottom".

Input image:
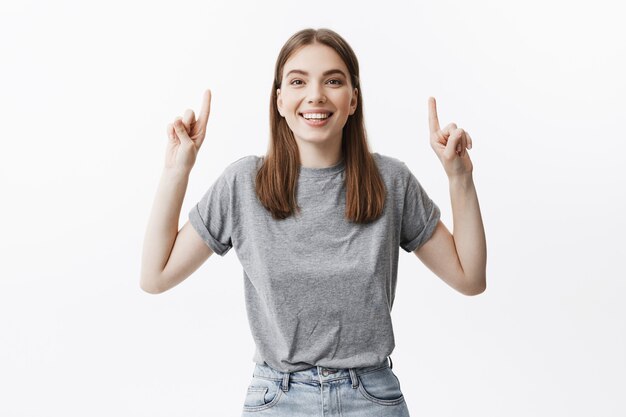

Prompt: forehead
[{"left": 282, "top": 43, "right": 349, "bottom": 76}]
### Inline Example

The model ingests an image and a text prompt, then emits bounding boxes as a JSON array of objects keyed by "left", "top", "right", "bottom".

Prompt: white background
[{"left": 1, "top": 0, "right": 625, "bottom": 416}]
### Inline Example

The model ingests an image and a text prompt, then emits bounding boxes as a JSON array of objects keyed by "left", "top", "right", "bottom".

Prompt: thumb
[
  {"left": 443, "top": 128, "right": 464, "bottom": 159},
  {"left": 173, "top": 119, "right": 193, "bottom": 146}
]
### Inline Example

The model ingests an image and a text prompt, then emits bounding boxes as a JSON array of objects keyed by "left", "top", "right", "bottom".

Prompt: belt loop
[
  {"left": 349, "top": 369, "right": 359, "bottom": 389},
  {"left": 281, "top": 372, "right": 290, "bottom": 392},
  {"left": 388, "top": 356, "right": 393, "bottom": 369}
]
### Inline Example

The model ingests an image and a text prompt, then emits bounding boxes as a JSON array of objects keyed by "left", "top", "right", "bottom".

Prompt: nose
[{"left": 307, "top": 83, "right": 327, "bottom": 104}]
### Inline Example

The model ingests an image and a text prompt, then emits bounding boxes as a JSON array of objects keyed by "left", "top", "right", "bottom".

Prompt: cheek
[
  {"left": 338, "top": 96, "right": 353, "bottom": 112},
  {"left": 280, "top": 95, "right": 299, "bottom": 111}
]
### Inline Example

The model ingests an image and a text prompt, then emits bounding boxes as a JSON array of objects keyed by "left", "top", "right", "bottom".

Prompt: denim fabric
[{"left": 241, "top": 357, "right": 410, "bottom": 416}]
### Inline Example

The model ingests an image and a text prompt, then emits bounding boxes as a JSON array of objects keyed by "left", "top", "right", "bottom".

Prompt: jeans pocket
[
  {"left": 242, "top": 377, "right": 283, "bottom": 412},
  {"left": 357, "top": 367, "right": 405, "bottom": 406}
]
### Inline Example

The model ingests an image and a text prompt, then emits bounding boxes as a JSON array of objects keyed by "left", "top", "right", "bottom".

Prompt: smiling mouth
[{"left": 299, "top": 112, "right": 334, "bottom": 120}]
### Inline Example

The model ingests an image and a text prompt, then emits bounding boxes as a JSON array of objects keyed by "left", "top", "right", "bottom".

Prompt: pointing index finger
[
  {"left": 197, "top": 89, "right": 212, "bottom": 129},
  {"left": 428, "top": 96, "right": 440, "bottom": 134}
]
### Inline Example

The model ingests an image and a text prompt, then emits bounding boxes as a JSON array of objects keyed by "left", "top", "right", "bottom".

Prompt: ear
[
  {"left": 349, "top": 88, "right": 358, "bottom": 115},
  {"left": 276, "top": 88, "right": 284, "bottom": 117}
]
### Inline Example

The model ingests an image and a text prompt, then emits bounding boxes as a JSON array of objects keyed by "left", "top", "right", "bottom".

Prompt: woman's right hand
[{"left": 164, "top": 89, "right": 211, "bottom": 173}]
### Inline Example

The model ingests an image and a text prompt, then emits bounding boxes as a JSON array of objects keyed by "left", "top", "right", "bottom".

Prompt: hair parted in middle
[{"left": 255, "top": 28, "right": 386, "bottom": 224}]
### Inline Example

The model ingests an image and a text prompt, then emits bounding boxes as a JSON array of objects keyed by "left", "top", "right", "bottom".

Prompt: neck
[{"left": 296, "top": 138, "right": 343, "bottom": 168}]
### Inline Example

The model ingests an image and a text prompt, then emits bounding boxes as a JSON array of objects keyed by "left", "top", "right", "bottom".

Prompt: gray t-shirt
[{"left": 189, "top": 152, "right": 440, "bottom": 372}]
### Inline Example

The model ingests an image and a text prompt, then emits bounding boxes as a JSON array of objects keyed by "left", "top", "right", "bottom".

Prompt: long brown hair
[{"left": 256, "top": 28, "right": 386, "bottom": 223}]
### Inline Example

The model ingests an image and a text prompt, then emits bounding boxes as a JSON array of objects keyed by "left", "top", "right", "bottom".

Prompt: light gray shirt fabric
[{"left": 189, "top": 152, "right": 440, "bottom": 372}]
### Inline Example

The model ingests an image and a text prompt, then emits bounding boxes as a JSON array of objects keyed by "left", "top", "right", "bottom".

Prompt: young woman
[{"left": 141, "top": 28, "right": 486, "bottom": 417}]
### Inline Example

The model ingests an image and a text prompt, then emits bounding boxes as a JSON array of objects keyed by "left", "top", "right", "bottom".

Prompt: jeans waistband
[{"left": 252, "top": 356, "right": 393, "bottom": 392}]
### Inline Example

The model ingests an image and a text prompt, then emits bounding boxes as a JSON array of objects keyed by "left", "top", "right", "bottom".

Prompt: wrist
[
  {"left": 448, "top": 172, "right": 473, "bottom": 186},
  {"left": 448, "top": 173, "right": 474, "bottom": 190},
  {"left": 162, "top": 166, "right": 192, "bottom": 180}
]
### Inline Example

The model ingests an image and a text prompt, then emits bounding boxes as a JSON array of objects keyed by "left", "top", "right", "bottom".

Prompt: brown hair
[{"left": 255, "top": 28, "right": 386, "bottom": 223}]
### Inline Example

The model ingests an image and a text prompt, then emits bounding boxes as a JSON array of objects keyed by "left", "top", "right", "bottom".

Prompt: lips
[
  {"left": 298, "top": 112, "right": 334, "bottom": 120},
  {"left": 299, "top": 112, "right": 333, "bottom": 126}
]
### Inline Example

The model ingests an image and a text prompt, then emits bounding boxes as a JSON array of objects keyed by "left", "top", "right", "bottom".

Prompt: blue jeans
[{"left": 241, "top": 357, "right": 410, "bottom": 416}]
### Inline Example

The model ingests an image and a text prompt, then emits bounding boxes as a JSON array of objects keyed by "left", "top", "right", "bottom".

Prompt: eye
[
  {"left": 290, "top": 79, "right": 303, "bottom": 85},
  {"left": 327, "top": 79, "right": 343, "bottom": 85}
]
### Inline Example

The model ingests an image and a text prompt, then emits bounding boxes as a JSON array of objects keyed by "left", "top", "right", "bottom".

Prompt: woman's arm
[
  {"left": 413, "top": 97, "right": 486, "bottom": 296},
  {"left": 140, "top": 90, "right": 214, "bottom": 293},
  {"left": 414, "top": 174, "right": 486, "bottom": 295},
  {"left": 140, "top": 168, "right": 213, "bottom": 294}
]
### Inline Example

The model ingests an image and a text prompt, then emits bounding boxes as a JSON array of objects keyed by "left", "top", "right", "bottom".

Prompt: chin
[{"left": 296, "top": 135, "right": 336, "bottom": 145}]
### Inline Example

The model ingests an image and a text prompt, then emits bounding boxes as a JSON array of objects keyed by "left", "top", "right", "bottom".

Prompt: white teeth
[{"left": 301, "top": 113, "right": 330, "bottom": 119}]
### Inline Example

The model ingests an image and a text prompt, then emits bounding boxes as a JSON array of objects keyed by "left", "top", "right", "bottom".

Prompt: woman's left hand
[{"left": 428, "top": 97, "right": 474, "bottom": 178}]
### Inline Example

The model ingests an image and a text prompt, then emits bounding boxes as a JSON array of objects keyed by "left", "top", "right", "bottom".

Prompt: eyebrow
[{"left": 285, "top": 69, "right": 348, "bottom": 78}]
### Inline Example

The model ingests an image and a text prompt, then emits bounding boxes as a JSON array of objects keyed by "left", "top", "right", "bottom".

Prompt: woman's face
[{"left": 277, "top": 43, "right": 358, "bottom": 151}]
